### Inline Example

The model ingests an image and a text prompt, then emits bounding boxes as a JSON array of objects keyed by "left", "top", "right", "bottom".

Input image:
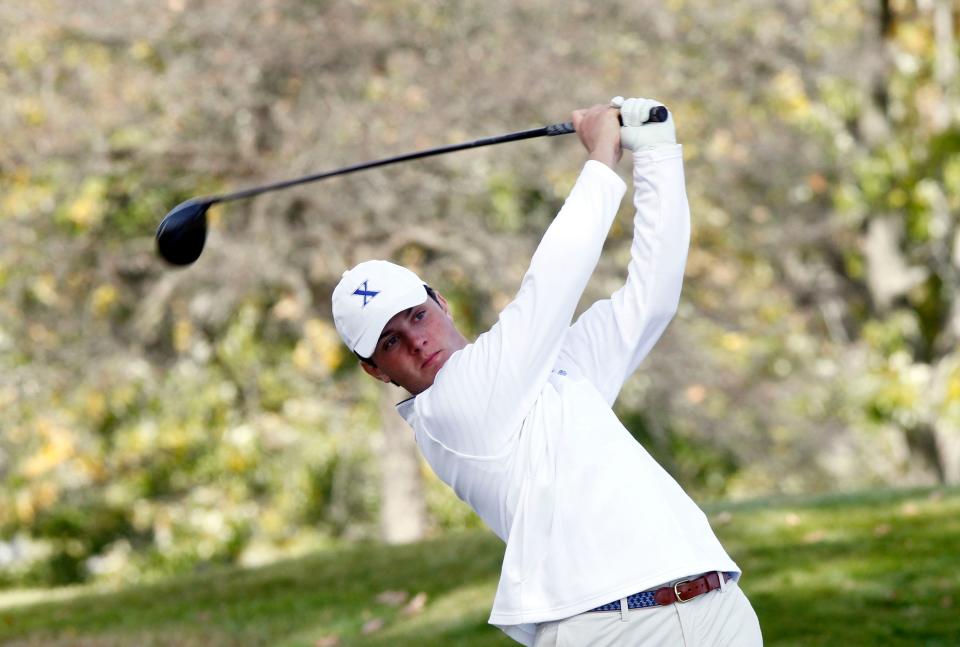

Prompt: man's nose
[{"left": 407, "top": 331, "right": 429, "bottom": 352}]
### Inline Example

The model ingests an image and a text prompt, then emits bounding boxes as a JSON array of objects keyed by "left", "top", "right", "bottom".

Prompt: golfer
[{"left": 332, "top": 97, "right": 762, "bottom": 646}]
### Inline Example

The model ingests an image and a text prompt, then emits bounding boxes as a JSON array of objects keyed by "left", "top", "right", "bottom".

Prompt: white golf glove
[{"left": 611, "top": 96, "right": 676, "bottom": 151}]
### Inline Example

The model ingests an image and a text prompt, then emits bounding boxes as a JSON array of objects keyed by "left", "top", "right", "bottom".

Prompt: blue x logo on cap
[{"left": 353, "top": 280, "right": 380, "bottom": 307}]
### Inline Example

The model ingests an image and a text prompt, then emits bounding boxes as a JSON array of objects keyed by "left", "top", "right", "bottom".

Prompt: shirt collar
[{"left": 395, "top": 395, "right": 417, "bottom": 422}]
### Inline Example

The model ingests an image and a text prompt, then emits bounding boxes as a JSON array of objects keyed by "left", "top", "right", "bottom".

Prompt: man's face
[{"left": 361, "top": 291, "right": 467, "bottom": 395}]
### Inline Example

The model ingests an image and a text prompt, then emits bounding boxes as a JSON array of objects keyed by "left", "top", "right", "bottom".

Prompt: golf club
[{"left": 156, "top": 106, "right": 669, "bottom": 266}]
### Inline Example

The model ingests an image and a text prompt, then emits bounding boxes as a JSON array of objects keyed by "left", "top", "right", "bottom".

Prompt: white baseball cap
[{"left": 332, "top": 260, "right": 429, "bottom": 358}]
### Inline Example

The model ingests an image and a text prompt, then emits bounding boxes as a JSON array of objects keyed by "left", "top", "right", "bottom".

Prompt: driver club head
[{"left": 156, "top": 198, "right": 212, "bottom": 266}]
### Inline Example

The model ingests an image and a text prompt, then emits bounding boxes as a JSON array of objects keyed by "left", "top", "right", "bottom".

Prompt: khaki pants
[{"left": 532, "top": 578, "right": 762, "bottom": 647}]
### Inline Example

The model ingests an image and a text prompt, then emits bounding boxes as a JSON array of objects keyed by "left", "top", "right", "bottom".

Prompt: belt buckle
[{"left": 673, "top": 579, "right": 692, "bottom": 603}]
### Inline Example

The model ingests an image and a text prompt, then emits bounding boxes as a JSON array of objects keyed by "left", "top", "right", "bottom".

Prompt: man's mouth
[{"left": 421, "top": 351, "right": 442, "bottom": 370}]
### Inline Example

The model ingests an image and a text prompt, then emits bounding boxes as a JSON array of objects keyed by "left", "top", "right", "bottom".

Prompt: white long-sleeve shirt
[{"left": 397, "top": 145, "right": 739, "bottom": 645}]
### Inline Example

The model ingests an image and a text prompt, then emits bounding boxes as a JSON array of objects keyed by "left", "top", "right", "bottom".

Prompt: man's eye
[
  {"left": 415, "top": 310, "right": 426, "bottom": 321},
  {"left": 383, "top": 336, "right": 397, "bottom": 351}
]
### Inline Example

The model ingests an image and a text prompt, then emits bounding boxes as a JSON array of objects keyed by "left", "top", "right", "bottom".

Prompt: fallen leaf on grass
[
  {"left": 401, "top": 592, "right": 428, "bottom": 616},
  {"left": 873, "top": 523, "right": 891, "bottom": 536},
  {"left": 784, "top": 512, "right": 801, "bottom": 527},
  {"left": 315, "top": 635, "right": 341, "bottom": 647},
  {"left": 376, "top": 590, "right": 409, "bottom": 606},
  {"left": 901, "top": 502, "right": 919, "bottom": 516},
  {"left": 802, "top": 529, "right": 826, "bottom": 544},
  {"left": 362, "top": 618, "right": 385, "bottom": 634}
]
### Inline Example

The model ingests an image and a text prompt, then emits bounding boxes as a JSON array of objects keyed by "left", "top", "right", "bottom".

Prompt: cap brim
[{"left": 353, "top": 284, "right": 429, "bottom": 358}]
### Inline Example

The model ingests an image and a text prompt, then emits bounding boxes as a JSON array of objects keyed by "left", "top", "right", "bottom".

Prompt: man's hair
[{"left": 355, "top": 285, "right": 440, "bottom": 368}]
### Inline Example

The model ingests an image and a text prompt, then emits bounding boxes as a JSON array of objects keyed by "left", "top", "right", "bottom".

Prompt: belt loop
[
  {"left": 619, "top": 597, "right": 629, "bottom": 622},
  {"left": 718, "top": 571, "right": 728, "bottom": 592}
]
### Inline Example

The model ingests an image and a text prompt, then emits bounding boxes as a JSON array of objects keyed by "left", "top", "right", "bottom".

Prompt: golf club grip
[
  {"left": 546, "top": 122, "right": 576, "bottom": 136},
  {"left": 548, "top": 105, "right": 669, "bottom": 136}
]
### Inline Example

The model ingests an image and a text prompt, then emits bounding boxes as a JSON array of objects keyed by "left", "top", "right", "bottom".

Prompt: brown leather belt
[{"left": 588, "top": 571, "right": 734, "bottom": 612}]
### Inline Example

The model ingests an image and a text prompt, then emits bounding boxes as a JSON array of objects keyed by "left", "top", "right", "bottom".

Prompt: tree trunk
[
  {"left": 376, "top": 383, "right": 428, "bottom": 543},
  {"left": 904, "top": 423, "right": 946, "bottom": 484},
  {"left": 862, "top": 216, "right": 928, "bottom": 312},
  {"left": 861, "top": 1, "right": 951, "bottom": 483}
]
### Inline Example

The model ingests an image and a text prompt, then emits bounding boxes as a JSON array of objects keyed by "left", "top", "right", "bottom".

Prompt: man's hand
[
  {"left": 571, "top": 104, "right": 622, "bottom": 169},
  {"left": 612, "top": 96, "right": 676, "bottom": 151}
]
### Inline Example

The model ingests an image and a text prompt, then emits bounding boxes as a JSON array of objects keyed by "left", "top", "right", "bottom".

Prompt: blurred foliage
[{"left": 2, "top": 0, "right": 959, "bottom": 587}]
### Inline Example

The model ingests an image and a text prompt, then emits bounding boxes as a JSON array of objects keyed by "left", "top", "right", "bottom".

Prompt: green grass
[{"left": 1, "top": 486, "right": 958, "bottom": 646}]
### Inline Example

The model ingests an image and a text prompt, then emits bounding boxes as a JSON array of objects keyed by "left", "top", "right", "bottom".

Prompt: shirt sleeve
[
  {"left": 558, "top": 144, "right": 691, "bottom": 405},
  {"left": 414, "top": 160, "right": 627, "bottom": 457}
]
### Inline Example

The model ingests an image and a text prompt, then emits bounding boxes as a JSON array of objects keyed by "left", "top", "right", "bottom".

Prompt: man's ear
[
  {"left": 433, "top": 290, "right": 453, "bottom": 318},
  {"left": 360, "top": 359, "right": 392, "bottom": 383}
]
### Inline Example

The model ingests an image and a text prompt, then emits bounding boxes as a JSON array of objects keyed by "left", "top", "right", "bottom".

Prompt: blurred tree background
[{"left": 1, "top": 0, "right": 959, "bottom": 588}]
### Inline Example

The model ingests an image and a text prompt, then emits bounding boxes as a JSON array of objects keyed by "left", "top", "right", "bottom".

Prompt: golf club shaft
[{"left": 207, "top": 122, "right": 577, "bottom": 205}]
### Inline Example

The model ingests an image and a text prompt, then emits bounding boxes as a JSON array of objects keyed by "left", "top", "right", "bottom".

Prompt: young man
[{"left": 332, "top": 97, "right": 763, "bottom": 646}]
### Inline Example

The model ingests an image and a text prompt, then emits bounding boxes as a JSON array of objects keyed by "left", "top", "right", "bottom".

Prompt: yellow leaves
[
  {"left": 15, "top": 97, "right": 46, "bottom": 127},
  {"left": 758, "top": 302, "right": 786, "bottom": 325},
  {"left": 110, "top": 382, "right": 140, "bottom": 414},
  {"left": 887, "top": 187, "right": 909, "bottom": 209},
  {"left": 21, "top": 420, "right": 76, "bottom": 480},
  {"left": 91, "top": 284, "right": 119, "bottom": 318},
  {"left": 226, "top": 452, "right": 251, "bottom": 473},
  {"left": 224, "top": 425, "right": 257, "bottom": 473},
  {"left": 174, "top": 318, "right": 193, "bottom": 353},
  {"left": 78, "top": 455, "right": 108, "bottom": 482},
  {"left": 879, "top": 382, "right": 920, "bottom": 414},
  {"left": 15, "top": 490, "right": 35, "bottom": 523},
  {"left": 129, "top": 40, "right": 155, "bottom": 62},
  {"left": 942, "top": 157, "right": 960, "bottom": 210},
  {"left": 8, "top": 37, "right": 46, "bottom": 69},
  {"left": 365, "top": 76, "right": 388, "bottom": 102},
  {"left": 293, "top": 319, "right": 344, "bottom": 377},
  {"left": 62, "top": 41, "right": 112, "bottom": 73},
  {"left": 34, "top": 481, "right": 59, "bottom": 510},
  {"left": 946, "top": 370, "right": 960, "bottom": 402},
  {"left": 720, "top": 331, "right": 747, "bottom": 353},
  {"left": 64, "top": 178, "right": 108, "bottom": 230},
  {"left": 0, "top": 169, "right": 55, "bottom": 220},
  {"left": 84, "top": 391, "right": 107, "bottom": 420},
  {"left": 30, "top": 273, "right": 59, "bottom": 307},
  {"left": 108, "top": 126, "right": 152, "bottom": 150},
  {"left": 770, "top": 69, "right": 811, "bottom": 122},
  {"left": 896, "top": 22, "right": 932, "bottom": 58}
]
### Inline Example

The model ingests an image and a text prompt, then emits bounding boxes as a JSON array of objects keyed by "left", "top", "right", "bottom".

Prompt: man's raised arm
[
  {"left": 416, "top": 105, "right": 628, "bottom": 455},
  {"left": 559, "top": 98, "right": 692, "bottom": 405}
]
